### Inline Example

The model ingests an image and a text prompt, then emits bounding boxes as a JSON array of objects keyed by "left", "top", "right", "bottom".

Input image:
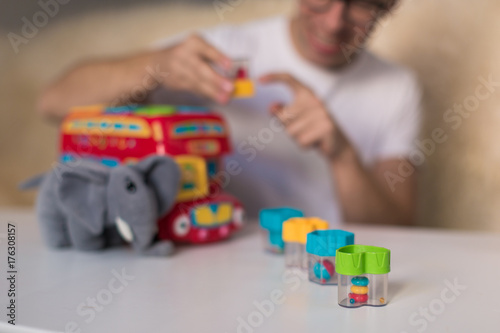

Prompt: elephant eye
[{"left": 125, "top": 178, "right": 137, "bottom": 193}]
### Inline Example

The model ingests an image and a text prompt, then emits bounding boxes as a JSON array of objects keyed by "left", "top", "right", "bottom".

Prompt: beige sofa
[{"left": 2, "top": 0, "right": 499, "bottom": 231}]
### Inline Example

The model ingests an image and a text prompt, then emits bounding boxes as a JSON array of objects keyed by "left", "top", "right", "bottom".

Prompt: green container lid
[{"left": 335, "top": 245, "right": 390, "bottom": 275}]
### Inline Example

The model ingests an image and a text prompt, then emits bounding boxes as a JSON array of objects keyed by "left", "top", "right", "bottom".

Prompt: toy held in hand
[
  {"left": 215, "top": 59, "right": 254, "bottom": 99},
  {"left": 231, "top": 59, "right": 254, "bottom": 98},
  {"left": 22, "top": 155, "right": 181, "bottom": 256}
]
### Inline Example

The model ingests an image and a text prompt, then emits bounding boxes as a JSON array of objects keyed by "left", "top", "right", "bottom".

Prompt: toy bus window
[
  {"left": 216, "top": 203, "right": 232, "bottom": 223},
  {"left": 61, "top": 153, "right": 76, "bottom": 164},
  {"left": 181, "top": 163, "right": 196, "bottom": 190},
  {"left": 192, "top": 202, "right": 233, "bottom": 227},
  {"left": 101, "top": 157, "right": 119, "bottom": 168},
  {"left": 63, "top": 117, "right": 151, "bottom": 138},
  {"left": 172, "top": 121, "right": 225, "bottom": 138},
  {"left": 174, "top": 156, "right": 209, "bottom": 202},
  {"left": 211, "top": 123, "right": 224, "bottom": 135},
  {"left": 206, "top": 159, "right": 218, "bottom": 178}
]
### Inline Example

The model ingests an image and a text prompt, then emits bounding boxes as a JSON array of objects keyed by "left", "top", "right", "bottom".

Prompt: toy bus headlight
[
  {"left": 173, "top": 214, "right": 190, "bottom": 237},
  {"left": 233, "top": 206, "right": 244, "bottom": 228}
]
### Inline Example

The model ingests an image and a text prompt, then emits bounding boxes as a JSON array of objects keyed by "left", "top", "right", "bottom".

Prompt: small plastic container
[
  {"left": 306, "top": 230, "right": 354, "bottom": 285},
  {"left": 336, "top": 245, "right": 391, "bottom": 308},
  {"left": 259, "top": 207, "right": 304, "bottom": 254},
  {"left": 282, "top": 217, "right": 329, "bottom": 269}
]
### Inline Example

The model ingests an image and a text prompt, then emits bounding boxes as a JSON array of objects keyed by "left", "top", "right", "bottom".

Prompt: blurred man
[{"left": 38, "top": 0, "right": 420, "bottom": 225}]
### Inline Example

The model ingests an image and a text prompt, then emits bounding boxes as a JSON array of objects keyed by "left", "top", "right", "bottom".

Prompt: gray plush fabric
[{"left": 23, "top": 155, "right": 181, "bottom": 256}]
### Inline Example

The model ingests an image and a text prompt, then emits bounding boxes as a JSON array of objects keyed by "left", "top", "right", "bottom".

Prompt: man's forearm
[
  {"left": 329, "top": 146, "right": 415, "bottom": 225},
  {"left": 37, "top": 34, "right": 236, "bottom": 122},
  {"left": 37, "top": 52, "right": 157, "bottom": 121}
]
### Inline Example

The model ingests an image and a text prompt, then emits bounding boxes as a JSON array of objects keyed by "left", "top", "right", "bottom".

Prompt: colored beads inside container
[
  {"left": 348, "top": 276, "right": 369, "bottom": 304},
  {"left": 313, "top": 259, "right": 335, "bottom": 283}
]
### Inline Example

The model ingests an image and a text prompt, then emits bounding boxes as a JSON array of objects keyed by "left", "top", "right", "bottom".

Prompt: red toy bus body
[{"left": 59, "top": 104, "right": 244, "bottom": 244}]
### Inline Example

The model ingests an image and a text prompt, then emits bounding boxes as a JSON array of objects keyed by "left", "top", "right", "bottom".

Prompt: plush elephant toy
[{"left": 22, "top": 155, "right": 181, "bottom": 256}]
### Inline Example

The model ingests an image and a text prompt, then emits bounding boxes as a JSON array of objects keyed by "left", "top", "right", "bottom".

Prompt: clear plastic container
[
  {"left": 336, "top": 245, "right": 391, "bottom": 308},
  {"left": 338, "top": 274, "right": 388, "bottom": 307},
  {"left": 259, "top": 208, "right": 303, "bottom": 254},
  {"left": 306, "top": 229, "right": 354, "bottom": 285},
  {"left": 259, "top": 228, "right": 284, "bottom": 254},
  {"left": 284, "top": 242, "right": 306, "bottom": 268},
  {"left": 308, "top": 254, "right": 337, "bottom": 284},
  {"left": 282, "top": 217, "right": 329, "bottom": 269}
]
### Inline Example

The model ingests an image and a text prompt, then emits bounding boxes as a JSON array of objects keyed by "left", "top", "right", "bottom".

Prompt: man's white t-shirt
[{"left": 153, "top": 16, "right": 421, "bottom": 225}]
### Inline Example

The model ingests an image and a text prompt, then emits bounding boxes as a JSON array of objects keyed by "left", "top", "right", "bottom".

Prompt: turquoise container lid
[
  {"left": 259, "top": 207, "right": 304, "bottom": 232},
  {"left": 306, "top": 230, "right": 355, "bottom": 256}
]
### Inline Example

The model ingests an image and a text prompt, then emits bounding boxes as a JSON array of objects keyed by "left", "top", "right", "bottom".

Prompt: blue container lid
[
  {"left": 306, "top": 230, "right": 355, "bottom": 256},
  {"left": 259, "top": 207, "right": 304, "bottom": 232}
]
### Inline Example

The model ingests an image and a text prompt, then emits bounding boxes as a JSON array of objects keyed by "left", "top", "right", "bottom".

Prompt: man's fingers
[
  {"left": 270, "top": 103, "right": 299, "bottom": 125},
  {"left": 296, "top": 121, "right": 333, "bottom": 149},
  {"left": 286, "top": 116, "right": 315, "bottom": 138},
  {"left": 270, "top": 102, "right": 284, "bottom": 114},
  {"left": 259, "top": 73, "right": 308, "bottom": 93},
  {"left": 172, "top": 58, "right": 221, "bottom": 103},
  {"left": 297, "top": 130, "right": 323, "bottom": 149},
  {"left": 189, "top": 56, "right": 233, "bottom": 96},
  {"left": 189, "top": 35, "right": 232, "bottom": 70},
  {"left": 270, "top": 102, "right": 285, "bottom": 122},
  {"left": 199, "top": 80, "right": 231, "bottom": 104}
]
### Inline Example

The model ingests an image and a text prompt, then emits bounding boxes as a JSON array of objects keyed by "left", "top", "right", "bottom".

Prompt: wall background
[{"left": 1, "top": 0, "right": 499, "bottom": 231}]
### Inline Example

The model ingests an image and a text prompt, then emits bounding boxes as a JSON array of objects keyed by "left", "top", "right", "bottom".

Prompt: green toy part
[
  {"left": 335, "top": 245, "right": 391, "bottom": 276},
  {"left": 134, "top": 105, "right": 176, "bottom": 116}
]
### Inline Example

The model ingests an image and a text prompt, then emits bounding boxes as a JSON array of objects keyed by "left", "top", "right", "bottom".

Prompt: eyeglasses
[{"left": 303, "top": 0, "right": 390, "bottom": 24}]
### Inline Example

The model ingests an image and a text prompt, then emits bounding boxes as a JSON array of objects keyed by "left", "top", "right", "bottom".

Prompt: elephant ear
[
  {"left": 57, "top": 161, "right": 110, "bottom": 235},
  {"left": 131, "top": 155, "right": 181, "bottom": 216}
]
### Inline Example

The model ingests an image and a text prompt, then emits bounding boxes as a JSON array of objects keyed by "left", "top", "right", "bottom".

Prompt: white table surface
[{"left": 0, "top": 208, "right": 500, "bottom": 333}]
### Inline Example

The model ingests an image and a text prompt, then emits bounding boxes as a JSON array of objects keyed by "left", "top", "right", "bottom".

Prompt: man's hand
[
  {"left": 260, "top": 73, "right": 416, "bottom": 225},
  {"left": 259, "top": 73, "right": 350, "bottom": 160},
  {"left": 38, "top": 34, "right": 235, "bottom": 119},
  {"left": 153, "top": 34, "right": 234, "bottom": 104}
]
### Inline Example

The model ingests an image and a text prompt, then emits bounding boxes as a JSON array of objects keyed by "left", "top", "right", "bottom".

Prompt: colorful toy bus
[{"left": 59, "top": 104, "right": 244, "bottom": 244}]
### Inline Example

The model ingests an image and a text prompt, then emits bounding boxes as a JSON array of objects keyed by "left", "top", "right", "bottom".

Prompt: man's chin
[{"left": 307, "top": 53, "right": 351, "bottom": 69}]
